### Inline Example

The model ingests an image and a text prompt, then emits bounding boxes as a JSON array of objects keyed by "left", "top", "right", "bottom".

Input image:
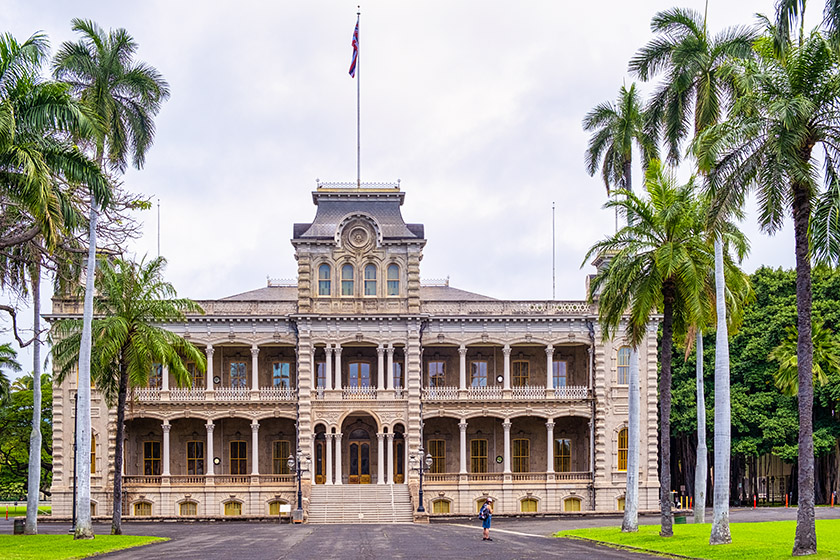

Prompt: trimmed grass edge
[{"left": 559, "top": 534, "right": 702, "bottom": 560}]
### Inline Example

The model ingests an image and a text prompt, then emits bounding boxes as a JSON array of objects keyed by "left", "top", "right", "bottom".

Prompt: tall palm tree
[
  {"left": 585, "top": 160, "right": 713, "bottom": 537},
  {"left": 771, "top": 321, "right": 840, "bottom": 396},
  {"left": 53, "top": 19, "right": 169, "bottom": 540},
  {"left": 630, "top": 6, "right": 756, "bottom": 541},
  {"left": 0, "top": 342, "right": 22, "bottom": 403},
  {"left": 699, "top": 30, "right": 840, "bottom": 556},
  {"left": 52, "top": 256, "right": 204, "bottom": 535},
  {"left": 583, "top": 83, "right": 656, "bottom": 532}
]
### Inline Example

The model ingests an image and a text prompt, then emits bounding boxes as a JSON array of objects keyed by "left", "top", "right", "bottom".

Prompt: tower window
[
  {"left": 387, "top": 264, "right": 400, "bottom": 296},
  {"left": 318, "top": 264, "right": 331, "bottom": 296},
  {"left": 364, "top": 264, "right": 377, "bottom": 296},
  {"left": 341, "top": 264, "right": 354, "bottom": 296}
]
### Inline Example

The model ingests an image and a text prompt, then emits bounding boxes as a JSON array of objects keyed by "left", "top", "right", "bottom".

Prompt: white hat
[{"left": 486, "top": 498, "right": 493, "bottom": 502}]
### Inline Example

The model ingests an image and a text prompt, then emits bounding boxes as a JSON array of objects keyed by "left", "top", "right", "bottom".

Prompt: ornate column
[
  {"left": 334, "top": 344, "right": 343, "bottom": 391},
  {"left": 250, "top": 421, "right": 260, "bottom": 475},
  {"left": 377, "top": 433, "right": 385, "bottom": 484},
  {"left": 546, "top": 421, "right": 555, "bottom": 473},
  {"left": 205, "top": 345, "right": 215, "bottom": 397},
  {"left": 404, "top": 437, "right": 410, "bottom": 484},
  {"left": 386, "top": 433, "right": 395, "bottom": 484},
  {"left": 326, "top": 433, "right": 334, "bottom": 485},
  {"left": 334, "top": 433, "right": 343, "bottom": 484},
  {"left": 162, "top": 364, "right": 170, "bottom": 391},
  {"left": 502, "top": 344, "right": 512, "bottom": 392},
  {"left": 386, "top": 344, "right": 394, "bottom": 390},
  {"left": 325, "top": 345, "right": 333, "bottom": 391},
  {"left": 377, "top": 345, "right": 385, "bottom": 391},
  {"left": 251, "top": 344, "right": 260, "bottom": 398},
  {"left": 502, "top": 419, "right": 512, "bottom": 474},
  {"left": 205, "top": 420, "right": 215, "bottom": 476},
  {"left": 162, "top": 420, "right": 171, "bottom": 476},
  {"left": 458, "top": 345, "right": 467, "bottom": 392},
  {"left": 459, "top": 420, "right": 468, "bottom": 474},
  {"left": 545, "top": 344, "right": 554, "bottom": 398}
]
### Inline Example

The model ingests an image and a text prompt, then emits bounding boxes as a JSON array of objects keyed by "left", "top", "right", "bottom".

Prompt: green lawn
[
  {"left": 559, "top": 520, "right": 840, "bottom": 559},
  {"left": 0, "top": 535, "right": 165, "bottom": 560},
  {"left": 3, "top": 505, "right": 51, "bottom": 517}
]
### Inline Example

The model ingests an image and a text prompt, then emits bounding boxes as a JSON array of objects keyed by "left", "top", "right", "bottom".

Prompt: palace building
[{"left": 49, "top": 182, "right": 660, "bottom": 521}]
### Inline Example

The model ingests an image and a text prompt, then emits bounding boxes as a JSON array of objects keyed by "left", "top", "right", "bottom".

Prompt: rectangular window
[
  {"left": 180, "top": 501, "right": 197, "bottom": 516},
  {"left": 273, "top": 440, "right": 291, "bottom": 474},
  {"left": 188, "top": 362, "right": 204, "bottom": 389},
  {"left": 224, "top": 502, "right": 242, "bottom": 516},
  {"left": 143, "top": 441, "right": 161, "bottom": 476},
  {"left": 393, "top": 362, "right": 403, "bottom": 389},
  {"left": 554, "top": 438, "right": 571, "bottom": 472},
  {"left": 187, "top": 441, "right": 205, "bottom": 475},
  {"left": 273, "top": 362, "right": 291, "bottom": 388},
  {"left": 428, "top": 439, "right": 445, "bottom": 474},
  {"left": 470, "top": 439, "right": 487, "bottom": 473},
  {"left": 617, "top": 347, "right": 630, "bottom": 385},
  {"left": 149, "top": 363, "right": 162, "bottom": 388},
  {"left": 433, "top": 500, "right": 450, "bottom": 513},
  {"left": 364, "top": 265, "right": 377, "bottom": 296},
  {"left": 512, "top": 360, "right": 529, "bottom": 387},
  {"left": 428, "top": 361, "right": 445, "bottom": 387},
  {"left": 90, "top": 435, "right": 96, "bottom": 474},
  {"left": 470, "top": 360, "right": 488, "bottom": 387},
  {"left": 316, "top": 361, "right": 326, "bottom": 388},
  {"left": 134, "top": 502, "right": 152, "bottom": 516},
  {"left": 230, "top": 362, "right": 247, "bottom": 388},
  {"left": 230, "top": 441, "right": 247, "bottom": 475},
  {"left": 349, "top": 362, "right": 371, "bottom": 387},
  {"left": 553, "top": 360, "right": 568, "bottom": 389},
  {"left": 513, "top": 438, "right": 530, "bottom": 473}
]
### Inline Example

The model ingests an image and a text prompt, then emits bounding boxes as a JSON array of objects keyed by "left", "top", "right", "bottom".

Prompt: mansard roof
[
  {"left": 292, "top": 184, "right": 424, "bottom": 242},
  {"left": 218, "top": 284, "right": 495, "bottom": 303}
]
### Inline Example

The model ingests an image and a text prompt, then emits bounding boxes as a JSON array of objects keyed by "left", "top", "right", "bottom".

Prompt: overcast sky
[{"left": 3, "top": 0, "right": 822, "bottom": 372}]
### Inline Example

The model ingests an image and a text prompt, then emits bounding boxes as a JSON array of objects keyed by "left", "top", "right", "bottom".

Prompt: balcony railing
[
  {"left": 134, "top": 388, "right": 160, "bottom": 401},
  {"left": 421, "top": 471, "right": 592, "bottom": 484},
  {"left": 555, "top": 386, "right": 588, "bottom": 400},
  {"left": 420, "top": 385, "right": 589, "bottom": 401},
  {"left": 343, "top": 385, "right": 377, "bottom": 400},
  {"left": 422, "top": 386, "right": 459, "bottom": 400},
  {"left": 260, "top": 386, "right": 296, "bottom": 401},
  {"left": 511, "top": 385, "right": 546, "bottom": 399},
  {"left": 169, "top": 388, "right": 205, "bottom": 401},
  {"left": 215, "top": 387, "right": 250, "bottom": 401},
  {"left": 123, "top": 475, "right": 161, "bottom": 485},
  {"left": 168, "top": 475, "right": 205, "bottom": 485},
  {"left": 467, "top": 385, "right": 502, "bottom": 399},
  {"left": 124, "top": 474, "right": 296, "bottom": 486}
]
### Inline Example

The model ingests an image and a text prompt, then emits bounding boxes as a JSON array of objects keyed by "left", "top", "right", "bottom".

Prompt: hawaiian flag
[{"left": 349, "top": 17, "right": 359, "bottom": 77}]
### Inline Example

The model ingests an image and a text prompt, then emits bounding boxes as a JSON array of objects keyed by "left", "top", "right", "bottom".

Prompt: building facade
[{"left": 50, "top": 182, "right": 660, "bottom": 520}]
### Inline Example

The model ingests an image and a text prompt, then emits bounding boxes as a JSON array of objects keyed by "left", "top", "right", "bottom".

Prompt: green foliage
[
  {"left": 0, "top": 374, "right": 52, "bottom": 500},
  {"left": 770, "top": 321, "right": 840, "bottom": 396},
  {"left": 0, "top": 534, "right": 165, "bottom": 560}
]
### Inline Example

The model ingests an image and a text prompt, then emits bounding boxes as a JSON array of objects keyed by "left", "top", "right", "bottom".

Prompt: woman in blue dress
[{"left": 479, "top": 498, "right": 493, "bottom": 541}]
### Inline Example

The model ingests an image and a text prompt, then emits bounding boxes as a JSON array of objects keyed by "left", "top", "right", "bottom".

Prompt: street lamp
[
  {"left": 413, "top": 448, "right": 433, "bottom": 513},
  {"left": 288, "top": 450, "right": 310, "bottom": 522}
]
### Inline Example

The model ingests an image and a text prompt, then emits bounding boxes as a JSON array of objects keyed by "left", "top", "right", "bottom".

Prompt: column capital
[
  {"left": 251, "top": 345, "right": 260, "bottom": 356},
  {"left": 458, "top": 345, "right": 467, "bottom": 356},
  {"left": 326, "top": 345, "right": 334, "bottom": 355},
  {"left": 334, "top": 433, "right": 343, "bottom": 442},
  {"left": 377, "top": 345, "right": 385, "bottom": 356},
  {"left": 545, "top": 421, "right": 555, "bottom": 430},
  {"left": 458, "top": 421, "right": 468, "bottom": 431},
  {"left": 335, "top": 344, "right": 342, "bottom": 353},
  {"left": 502, "top": 419, "right": 512, "bottom": 430},
  {"left": 502, "top": 344, "right": 511, "bottom": 355},
  {"left": 251, "top": 421, "right": 260, "bottom": 432},
  {"left": 385, "top": 433, "right": 394, "bottom": 441},
  {"left": 162, "top": 421, "right": 171, "bottom": 433},
  {"left": 376, "top": 432, "right": 385, "bottom": 441},
  {"left": 205, "top": 421, "right": 215, "bottom": 433},
  {"left": 326, "top": 432, "right": 334, "bottom": 440},
  {"left": 205, "top": 345, "right": 215, "bottom": 357},
  {"left": 545, "top": 344, "right": 554, "bottom": 355},
  {"left": 386, "top": 344, "right": 395, "bottom": 354}
]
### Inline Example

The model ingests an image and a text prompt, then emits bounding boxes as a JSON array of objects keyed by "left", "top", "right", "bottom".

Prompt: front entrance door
[
  {"left": 348, "top": 429, "right": 371, "bottom": 484},
  {"left": 314, "top": 440, "right": 325, "bottom": 484},
  {"left": 394, "top": 438, "right": 405, "bottom": 483}
]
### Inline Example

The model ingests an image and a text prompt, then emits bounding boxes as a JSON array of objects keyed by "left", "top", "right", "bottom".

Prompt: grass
[
  {"left": 3, "top": 505, "right": 51, "bottom": 517},
  {"left": 558, "top": 520, "right": 840, "bottom": 559},
  {"left": 0, "top": 535, "right": 165, "bottom": 560}
]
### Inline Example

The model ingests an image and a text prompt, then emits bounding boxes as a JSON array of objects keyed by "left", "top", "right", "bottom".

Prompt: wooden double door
[{"left": 348, "top": 440, "right": 371, "bottom": 484}]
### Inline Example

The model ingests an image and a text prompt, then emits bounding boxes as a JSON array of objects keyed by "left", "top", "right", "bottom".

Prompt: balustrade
[
  {"left": 259, "top": 386, "right": 296, "bottom": 401},
  {"left": 214, "top": 386, "right": 250, "bottom": 401},
  {"left": 169, "top": 388, "right": 205, "bottom": 401},
  {"left": 466, "top": 385, "right": 502, "bottom": 399},
  {"left": 511, "top": 385, "right": 545, "bottom": 399},
  {"left": 422, "top": 386, "right": 459, "bottom": 400},
  {"left": 135, "top": 388, "right": 160, "bottom": 402},
  {"left": 554, "top": 385, "right": 588, "bottom": 400},
  {"left": 342, "top": 385, "right": 377, "bottom": 400}
]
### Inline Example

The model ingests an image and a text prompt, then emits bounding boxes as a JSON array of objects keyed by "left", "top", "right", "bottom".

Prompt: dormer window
[
  {"left": 341, "top": 264, "right": 354, "bottom": 296},
  {"left": 364, "top": 264, "right": 377, "bottom": 296},
  {"left": 318, "top": 264, "right": 331, "bottom": 296},
  {"left": 387, "top": 263, "right": 400, "bottom": 296}
]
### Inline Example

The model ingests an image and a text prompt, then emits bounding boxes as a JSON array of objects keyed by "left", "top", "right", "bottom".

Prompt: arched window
[
  {"left": 134, "top": 501, "right": 152, "bottom": 516},
  {"left": 387, "top": 264, "right": 400, "bottom": 296},
  {"left": 90, "top": 434, "right": 96, "bottom": 474},
  {"left": 617, "top": 346, "right": 631, "bottom": 385},
  {"left": 432, "top": 499, "right": 450, "bottom": 513},
  {"left": 618, "top": 427, "right": 628, "bottom": 471},
  {"left": 318, "top": 264, "right": 331, "bottom": 296},
  {"left": 269, "top": 500, "right": 288, "bottom": 516},
  {"left": 521, "top": 498, "right": 538, "bottom": 512},
  {"left": 617, "top": 497, "right": 626, "bottom": 511},
  {"left": 180, "top": 501, "right": 197, "bottom": 516},
  {"left": 364, "top": 264, "right": 377, "bottom": 296},
  {"left": 224, "top": 501, "right": 242, "bottom": 516},
  {"left": 564, "top": 497, "right": 581, "bottom": 512},
  {"left": 341, "top": 264, "right": 354, "bottom": 296}
]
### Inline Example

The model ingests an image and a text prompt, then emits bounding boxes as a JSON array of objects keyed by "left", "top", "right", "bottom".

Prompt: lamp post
[
  {"left": 288, "top": 450, "right": 310, "bottom": 522},
  {"left": 412, "top": 448, "right": 433, "bottom": 513}
]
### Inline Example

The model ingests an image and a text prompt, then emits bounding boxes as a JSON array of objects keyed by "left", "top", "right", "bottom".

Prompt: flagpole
[{"left": 356, "top": 7, "right": 361, "bottom": 188}]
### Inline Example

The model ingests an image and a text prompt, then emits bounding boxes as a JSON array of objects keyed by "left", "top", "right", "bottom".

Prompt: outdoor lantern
[
  {"left": 424, "top": 453, "right": 433, "bottom": 469},
  {"left": 287, "top": 454, "right": 295, "bottom": 471}
]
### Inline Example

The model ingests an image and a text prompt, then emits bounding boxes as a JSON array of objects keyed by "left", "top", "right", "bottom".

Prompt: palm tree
[
  {"left": 699, "top": 30, "right": 840, "bottom": 556},
  {"left": 0, "top": 342, "right": 22, "bottom": 403},
  {"left": 53, "top": 19, "right": 169, "bottom": 540},
  {"left": 585, "top": 160, "right": 713, "bottom": 537},
  {"left": 52, "top": 256, "right": 204, "bottom": 535},
  {"left": 630, "top": 5, "right": 756, "bottom": 541},
  {"left": 583, "top": 83, "right": 657, "bottom": 533},
  {"left": 771, "top": 321, "right": 840, "bottom": 396}
]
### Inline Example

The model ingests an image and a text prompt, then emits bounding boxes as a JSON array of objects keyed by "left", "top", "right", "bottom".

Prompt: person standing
[{"left": 479, "top": 498, "right": 493, "bottom": 541}]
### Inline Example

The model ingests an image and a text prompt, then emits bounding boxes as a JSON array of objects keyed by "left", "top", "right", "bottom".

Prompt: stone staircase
[{"left": 308, "top": 484, "right": 414, "bottom": 523}]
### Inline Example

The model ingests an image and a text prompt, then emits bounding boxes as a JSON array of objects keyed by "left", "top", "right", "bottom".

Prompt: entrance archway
[
  {"left": 348, "top": 428, "right": 371, "bottom": 484},
  {"left": 341, "top": 413, "right": 379, "bottom": 485}
]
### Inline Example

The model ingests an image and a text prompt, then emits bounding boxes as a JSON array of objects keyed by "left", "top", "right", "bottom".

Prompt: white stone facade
[{"left": 49, "top": 183, "right": 660, "bottom": 519}]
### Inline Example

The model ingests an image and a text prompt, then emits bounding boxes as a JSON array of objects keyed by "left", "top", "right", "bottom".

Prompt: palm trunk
[
  {"left": 621, "top": 347, "right": 641, "bottom": 532},
  {"left": 74, "top": 199, "right": 98, "bottom": 540},
  {"left": 710, "top": 236, "right": 732, "bottom": 544},
  {"left": 792, "top": 183, "right": 816, "bottom": 556},
  {"left": 111, "top": 360, "right": 128, "bottom": 535},
  {"left": 694, "top": 330, "right": 707, "bottom": 524},
  {"left": 659, "top": 281, "right": 675, "bottom": 536},
  {"left": 25, "top": 262, "right": 42, "bottom": 534}
]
